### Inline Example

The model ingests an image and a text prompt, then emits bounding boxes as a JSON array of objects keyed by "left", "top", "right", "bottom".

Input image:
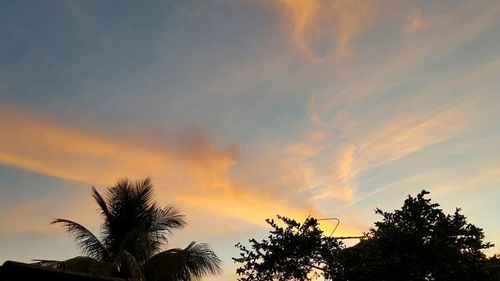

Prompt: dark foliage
[
  {"left": 481, "top": 255, "right": 500, "bottom": 280},
  {"left": 341, "top": 190, "right": 494, "bottom": 281},
  {"left": 46, "top": 178, "right": 221, "bottom": 281},
  {"left": 235, "top": 190, "right": 500, "bottom": 281},
  {"left": 233, "top": 216, "right": 344, "bottom": 280}
]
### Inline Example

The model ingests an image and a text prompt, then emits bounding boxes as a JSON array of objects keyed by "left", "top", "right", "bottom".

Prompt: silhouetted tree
[
  {"left": 233, "top": 216, "right": 344, "bottom": 280},
  {"left": 481, "top": 255, "right": 500, "bottom": 280},
  {"left": 234, "top": 190, "right": 498, "bottom": 281},
  {"left": 40, "top": 178, "right": 221, "bottom": 281},
  {"left": 341, "top": 190, "right": 494, "bottom": 281}
]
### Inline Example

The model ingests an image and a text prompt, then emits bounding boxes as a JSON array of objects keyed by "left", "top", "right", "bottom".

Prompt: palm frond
[
  {"left": 116, "top": 205, "right": 186, "bottom": 262},
  {"left": 118, "top": 226, "right": 155, "bottom": 264},
  {"left": 51, "top": 218, "right": 109, "bottom": 261},
  {"left": 143, "top": 241, "right": 222, "bottom": 281},
  {"left": 141, "top": 206, "right": 187, "bottom": 256},
  {"left": 133, "top": 178, "right": 155, "bottom": 220},
  {"left": 92, "top": 186, "right": 110, "bottom": 219},
  {"left": 103, "top": 178, "right": 145, "bottom": 255},
  {"left": 134, "top": 178, "right": 154, "bottom": 199},
  {"left": 154, "top": 205, "right": 186, "bottom": 234},
  {"left": 102, "top": 177, "right": 168, "bottom": 259},
  {"left": 109, "top": 178, "right": 133, "bottom": 206}
]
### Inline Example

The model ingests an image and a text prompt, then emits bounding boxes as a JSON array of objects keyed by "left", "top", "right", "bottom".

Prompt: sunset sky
[{"left": 1, "top": 1, "right": 499, "bottom": 279}]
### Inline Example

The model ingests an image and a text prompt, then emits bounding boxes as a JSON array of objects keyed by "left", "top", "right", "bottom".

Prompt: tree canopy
[
  {"left": 234, "top": 190, "right": 500, "bottom": 281},
  {"left": 234, "top": 216, "right": 344, "bottom": 281},
  {"left": 342, "top": 190, "right": 494, "bottom": 281}
]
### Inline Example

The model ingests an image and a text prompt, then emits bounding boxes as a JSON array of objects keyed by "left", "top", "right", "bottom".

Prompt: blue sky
[{"left": 1, "top": 1, "right": 499, "bottom": 279}]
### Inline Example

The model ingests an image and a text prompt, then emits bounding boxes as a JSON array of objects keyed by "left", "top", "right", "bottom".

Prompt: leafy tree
[
  {"left": 234, "top": 190, "right": 498, "bottom": 281},
  {"left": 40, "top": 178, "right": 221, "bottom": 281},
  {"left": 481, "top": 255, "right": 500, "bottom": 280},
  {"left": 341, "top": 190, "right": 494, "bottom": 281},
  {"left": 233, "top": 215, "right": 344, "bottom": 281}
]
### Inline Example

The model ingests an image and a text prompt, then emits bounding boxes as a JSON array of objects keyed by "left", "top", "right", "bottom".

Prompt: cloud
[
  {"left": 354, "top": 99, "right": 478, "bottom": 173},
  {"left": 317, "top": 1, "right": 499, "bottom": 115},
  {"left": 326, "top": 144, "right": 356, "bottom": 201},
  {"left": 284, "top": 130, "right": 326, "bottom": 159},
  {"left": 0, "top": 102, "right": 233, "bottom": 186},
  {"left": 289, "top": 52, "right": 498, "bottom": 204},
  {"left": 335, "top": 144, "right": 355, "bottom": 184},
  {"left": 275, "top": 0, "right": 380, "bottom": 60},
  {"left": 0, "top": 102, "right": 363, "bottom": 238},
  {"left": 281, "top": 107, "right": 357, "bottom": 203},
  {"left": 285, "top": 94, "right": 480, "bottom": 206},
  {"left": 176, "top": 189, "right": 358, "bottom": 236}
]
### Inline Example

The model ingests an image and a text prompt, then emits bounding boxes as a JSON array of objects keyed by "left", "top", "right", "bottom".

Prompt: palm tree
[{"left": 40, "top": 178, "right": 221, "bottom": 281}]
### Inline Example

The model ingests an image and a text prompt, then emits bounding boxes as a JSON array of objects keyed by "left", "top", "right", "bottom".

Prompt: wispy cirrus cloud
[{"left": 275, "top": 0, "right": 380, "bottom": 60}]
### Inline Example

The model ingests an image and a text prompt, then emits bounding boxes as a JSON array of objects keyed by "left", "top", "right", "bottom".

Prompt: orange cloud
[
  {"left": 0, "top": 103, "right": 233, "bottom": 186},
  {"left": 177, "top": 190, "right": 360, "bottom": 237},
  {"left": 276, "top": 0, "right": 380, "bottom": 60},
  {"left": 0, "top": 102, "right": 363, "bottom": 237},
  {"left": 278, "top": 0, "right": 319, "bottom": 56},
  {"left": 335, "top": 144, "right": 355, "bottom": 184},
  {"left": 323, "top": 144, "right": 356, "bottom": 201}
]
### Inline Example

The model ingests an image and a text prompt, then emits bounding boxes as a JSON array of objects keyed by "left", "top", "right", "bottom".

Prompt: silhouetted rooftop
[{"left": 0, "top": 261, "right": 132, "bottom": 281}]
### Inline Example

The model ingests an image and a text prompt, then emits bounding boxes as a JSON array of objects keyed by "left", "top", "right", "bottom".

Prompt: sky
[{"left": 0, "top": 0, "right": 499, "bottom": 279}]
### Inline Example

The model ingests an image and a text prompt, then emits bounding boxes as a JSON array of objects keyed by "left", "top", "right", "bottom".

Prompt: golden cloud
[
  {"left": 276, "top": 0, "right": 380, "bottom": 60},
  {"left": 0, "top": 102, "right": 363, "bottom": 237}
]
